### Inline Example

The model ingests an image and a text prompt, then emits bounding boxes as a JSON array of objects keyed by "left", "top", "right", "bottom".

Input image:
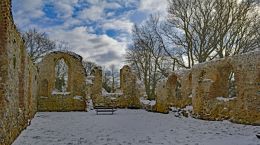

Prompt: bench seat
[{"left": 95, "top": 106, "right": 116, "bottom": 115}]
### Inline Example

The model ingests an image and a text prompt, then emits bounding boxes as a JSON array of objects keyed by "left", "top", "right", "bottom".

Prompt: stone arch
[
  {"left": 38, "top": 51, "right": 86, "bottom": 97},
  {"left": 54, "top": 58, "right": 69, "bottom": 92},
  {"left": 215, "top": 62, "right": 238, "bottom": 99},
  {"left": 166, "top": 70, "right": 192, "bottom": 108},
  {"left": 37, "top": 51, "right": 87, "bottom": 111}
]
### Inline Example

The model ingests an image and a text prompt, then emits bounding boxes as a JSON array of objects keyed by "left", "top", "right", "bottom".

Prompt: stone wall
[
  {"left": 37, "top": 51, "right": 87, "bottom": 111},
  {"left": 119, "top": 65, "right": 141, "bottom": 108},
  {"left": 89, "top": 66, "right": 103, "bottom": 106},
  {"left": 155, "top": 51, "right": 259, "bottom": 125},
  {"left": 90, "top": 65, "right": 141, "bottom": 108},
  {"left": 192, "top": 51, "right": 260, "bottom": 125},
  {"left": 0, "top": 0, "right": 38, "bottom": 144},
  {"left": 155, "top": 70, "right": 192, "bottom": 113}
]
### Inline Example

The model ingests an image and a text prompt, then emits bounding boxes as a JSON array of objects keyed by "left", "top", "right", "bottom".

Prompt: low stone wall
[
  {"left": 0, "top": 0, "right": 38, "bottom": 144},
  {"left": 38, "top": 95, "right": 86, "bottom": 111}
]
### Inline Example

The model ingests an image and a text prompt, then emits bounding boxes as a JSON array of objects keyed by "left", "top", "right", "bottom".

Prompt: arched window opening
[
  {"left": 228, "top": 71, "right": 237, "bottom": 98},
  {"left": 176, "top": 78, "right": 182, "bottom": 98},
  {"left": 55, "top": 59, "right": 68, "bottom": 92}
]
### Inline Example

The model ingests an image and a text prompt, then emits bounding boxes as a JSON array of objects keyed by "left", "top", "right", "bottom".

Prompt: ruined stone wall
[
  {"left": 0, "top": 0, "right": 38, "bottom": 144},
  {"left": 90, "top": 66, "right": 103, "bottom": 106},
  {"left": 90, "top": 65, "right": 141, "bottom": 108},
  {"left": 155, "top": 51, "right": 259, "bottom": 125},
  {"left": 155, "top": 70, "right": 192, "bottom": 113},
  {"left": 119, "top": 65, "right": 141, "bottom": 108},
  {"left": 37, "top": 51, "right": 86, "bottom": 111},
  {"left": 192, "top": 51, "right": 260, "bottom": 125}
]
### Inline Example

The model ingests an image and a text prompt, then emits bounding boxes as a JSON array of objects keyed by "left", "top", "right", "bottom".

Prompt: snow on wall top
[{"left": 192, "top": 50, "right": 260, "bottom": 70}]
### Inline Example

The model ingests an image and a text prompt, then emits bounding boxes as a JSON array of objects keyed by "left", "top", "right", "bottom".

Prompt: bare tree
[
  {"left": 82, "top": 60, "right": 98, "bottom": 76},
  {"left": 109, "top": 64, "right": 116, "bottom": 93},
  {"left": 163, "top": 0, "right": 260, "bottom": 67},
  {"left": 56, "top": 40, "right": 71, "bottom": 51},
  {"left": 22, "top": 28, "right": 56, "bottom": 62},
  {"left": 126, "top": 15, "right": 171, "bottom": 100},
  {"left": 102, "top": 67, "right": 112, "bottom": 93}
]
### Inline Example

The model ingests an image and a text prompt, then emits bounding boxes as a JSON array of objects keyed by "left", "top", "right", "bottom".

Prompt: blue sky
[{"left": 12, "top": 0, "right": 168, "bottom": 68}]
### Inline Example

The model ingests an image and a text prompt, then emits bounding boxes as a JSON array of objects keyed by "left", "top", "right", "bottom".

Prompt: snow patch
[
  {"left": 216, "top": 97, "right": 236, "bottom": 102},
  {"left": 73, "top": 96, "right": 83, "bottom": 100},
  {"left": 184, "top": 105, "right": 193, "bottom": 111},
  {"left": 86, "top": 99, "right": 94, "bottom": 111},
  {"left": 102, "top": 88, "right": 123, "bottom": 97},
  {"left": 140, "top": 97, "right": 156, "bottom": 106},
  {"left": 39, "top": 96, "right": 48, "bottom": 99},
  {"left": 170, "top": 106, "right": 193, "bottom": 118},
  {"left": 52, "top": 90, "right": 70, "bottom": 95},
  {"left": 86, "top": 75, "right": 95, "bottom": 85},
  {"left": 12, "top": 110, "right": 260, "bottom": 145},
  {"left": 202, "top": 79, "right": 214, "bottom": 83}
]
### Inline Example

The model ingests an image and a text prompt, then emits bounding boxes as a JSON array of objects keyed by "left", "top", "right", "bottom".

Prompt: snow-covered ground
[{"left": 12, "top": 110, "right": 260, "bottom": 145}]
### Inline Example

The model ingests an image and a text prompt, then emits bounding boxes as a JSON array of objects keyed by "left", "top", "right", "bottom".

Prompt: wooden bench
[{"left": 95, "top": 106, "right": 116, "bottom": 115}]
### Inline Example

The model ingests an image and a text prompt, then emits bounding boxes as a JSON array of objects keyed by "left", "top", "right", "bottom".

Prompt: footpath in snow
[{"left": 12, "top": 109, "right": 260, "bottom": 145}]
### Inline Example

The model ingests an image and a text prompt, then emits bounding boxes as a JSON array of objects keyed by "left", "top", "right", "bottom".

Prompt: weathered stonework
[
  {"left": 0, "top": 0, "right": 38, "bottom": 144},
  {"left": 155, "top": 70, "right": 192, "bottom": 113},
  {"left": 155, "top": 51, "right": 259, "bottom": 125},
  {"left": 119, "top": 65, "right": 141, "bottom": 108},
  {"left": 89, "top": 66, "right": 104, "bottom": 106},
  {"left": 0, "top": 0, "right": 259, "bottom": 144},
  {"left": 192, "top": 51, "right": 260, "bottom": 125},
  {"left": 90, "top": 65, "right": 141, "bottom": 108},
  {"left": 37, "top": 51, "right": 87, "bottom": 111}
]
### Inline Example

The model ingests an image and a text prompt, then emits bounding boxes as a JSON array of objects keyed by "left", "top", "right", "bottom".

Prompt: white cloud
[
  {"left": 50, "top": 0, "right": 78, "bottom": 19},
  {"left": 16, "top": 0, "right": 44, "bottom": 18},
  {"left": 12, "top": 0, "right": 169, "bottom": 68},
  {"left": 102, "top": 18, "right": 134, "bottom": 33},
  {"left": 139, "top": 0, "right": 168, "bottom": 16},
  {"left": 12, "top": 0, "right": 44, "bottom": 27},
  {"left": 78, "top": 1, "right": 121, "bottom": 21},
  {"left": 45, "top": 26, "right": 127, "bottom": 67},
  {"left": 79, "top": 6, "right": 104, "bottom": 21}
]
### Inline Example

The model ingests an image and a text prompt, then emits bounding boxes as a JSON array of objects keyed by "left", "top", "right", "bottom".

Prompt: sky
[{"left": 12, "top": 0, "right": 168, "bottom": 68}]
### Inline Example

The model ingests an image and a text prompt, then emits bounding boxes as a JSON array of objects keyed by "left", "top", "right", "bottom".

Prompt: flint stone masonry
[
  {"left": 155, "top": 50, "right": 259, "bottom": 125},
  {"left": 0, "top": 0, "right": 38, "bottom": 144},
  {"left": 118, "top": 65, "right": 141, "bottom": 108},
  {"left": 37, "top": 51, "right": 87, "bottom": 111},
  {"left": 90, "top": 66, "right": 103, "bottom": 106},
  {"left": 192, "top": 51, "right": 260, "bottom": 125},
  {"left": 155, "top": 70, "right": 192, "bottom": 113},
  {"left": 0, "top": 0, "right": 260, "bottom": 144},
  {"left": 90, "top": 65, "right": 141, "bottom": 108}
]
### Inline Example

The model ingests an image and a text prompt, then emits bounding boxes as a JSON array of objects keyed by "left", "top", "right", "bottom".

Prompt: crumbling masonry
[
  {"left": 89, "top": 65, "right": 141, "bottom": 108},
  {"left": 0, "top": 0, "right": 259, "bottom": 145},
  {"left": 0, "top": 1, "right": 87, "bottom": 144},
  {"left": 0, "top": 0, "right": 38, "bottom": 144},
  {"left": 37, "top": 51, "right": 87, "bottom": 111},
  {"left": 156, "top": 51, "right": 260, "bottom": 125}
]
